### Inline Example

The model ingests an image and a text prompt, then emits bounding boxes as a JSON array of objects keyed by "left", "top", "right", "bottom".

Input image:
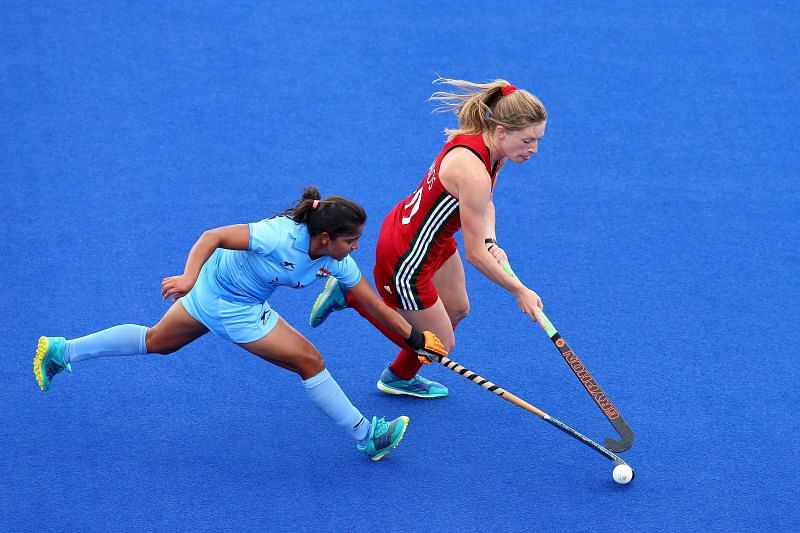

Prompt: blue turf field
[{"left": 3, "top": 2, "right": 799, "bottom": 531}]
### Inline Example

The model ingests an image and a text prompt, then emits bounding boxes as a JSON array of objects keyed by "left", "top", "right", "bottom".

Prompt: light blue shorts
[{"left": 180, "top": 269, "right": 280, "bottom": 344}]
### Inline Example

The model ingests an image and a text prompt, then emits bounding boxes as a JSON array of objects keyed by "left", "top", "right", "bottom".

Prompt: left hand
[
  {"left": 161, "top": 274, "right": 196, "bottom": 301},
  {"left": 486, "top": 242, "right": 508, "bottom": 265}
]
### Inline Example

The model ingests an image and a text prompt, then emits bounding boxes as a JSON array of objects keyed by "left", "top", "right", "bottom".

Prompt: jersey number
[{"left": 401, "top": 187, "right": 423, "bottom": 225}]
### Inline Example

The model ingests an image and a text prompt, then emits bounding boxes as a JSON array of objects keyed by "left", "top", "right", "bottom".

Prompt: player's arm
[
  {"left": 485, "top": 197, "right": 497, "bottom": 242},
  {"left": 162, "top": 224, "right": 250, "bottom": 301},
  {"left": 347, "top": 278, "right": 447, "bottom": 360},
  {"left": 483, "top": 160, "right": 504, "bottom": 244},
  {"left": 447, "top": 155, "right": 522, "bottom": 292},
  {"left": 446, "top": 153, "right": 543, "bottom": 322},
  {"left": 484, "top": 198, "right": 510, "bottom": 264}
]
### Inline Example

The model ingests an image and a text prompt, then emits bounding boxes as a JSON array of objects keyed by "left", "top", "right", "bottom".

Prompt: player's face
[
  {"left": 498, "top": 122, "right": 546, "bottom": 163},
  {"left": 327, "top": 224, "right": 364, "bottom": 260}
]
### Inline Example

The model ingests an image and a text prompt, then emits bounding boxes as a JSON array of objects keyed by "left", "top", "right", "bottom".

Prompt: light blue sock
[
  {"left": 65, "top": 324, "right": 149, "bottom": 364},
  {"left": 303, "top": 368, "right": 370, "bottom": 442}
]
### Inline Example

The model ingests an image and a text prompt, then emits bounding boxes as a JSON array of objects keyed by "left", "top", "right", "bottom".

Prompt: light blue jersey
[
  {"left": 181, "top": 216, "right": 362, "bottom": 343},
  {"left": 209, "top": 215, "right": 361, "bottom": 303}
]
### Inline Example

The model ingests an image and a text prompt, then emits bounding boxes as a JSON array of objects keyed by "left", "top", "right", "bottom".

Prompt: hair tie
[
  {"left": 312, "top": 199, "right": 320, "bottom": 209},
  {"left": 502, "top": 84, "right": 517, "bottom": 96}
]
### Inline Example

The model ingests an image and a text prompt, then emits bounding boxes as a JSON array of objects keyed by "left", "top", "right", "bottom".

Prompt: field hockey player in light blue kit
[{"left": 33, "top": 186, "right": 448, "bottom": 461}]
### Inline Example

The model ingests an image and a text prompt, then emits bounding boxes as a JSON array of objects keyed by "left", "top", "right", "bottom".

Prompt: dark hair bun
[{"left": 301, "top": 186, "right": 321, "bottom": 201}]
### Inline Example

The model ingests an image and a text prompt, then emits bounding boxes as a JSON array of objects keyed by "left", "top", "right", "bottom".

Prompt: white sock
[
  {"left": 303, "top": 368, "right": 370, "bottom": 441},
  {"left": 65, "top": 324, "right": 148, "bottom": 364}
]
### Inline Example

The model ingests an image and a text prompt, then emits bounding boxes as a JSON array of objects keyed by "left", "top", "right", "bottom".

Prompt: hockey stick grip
[
  {"left": 436, "top": 354, "right": 547, "bottom": 418},
  {"left": 501, "top": 260, "right": 556, "bottom": 336}
]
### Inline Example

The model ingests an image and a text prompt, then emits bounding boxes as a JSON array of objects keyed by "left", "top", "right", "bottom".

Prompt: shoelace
[{"left": 372, "top": 417, "right": 390, "bottom": 438}]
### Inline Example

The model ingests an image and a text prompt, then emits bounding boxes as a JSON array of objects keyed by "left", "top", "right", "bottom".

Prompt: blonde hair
[{"left": 429, "top": 77, "right": 547, "bottom": 139}]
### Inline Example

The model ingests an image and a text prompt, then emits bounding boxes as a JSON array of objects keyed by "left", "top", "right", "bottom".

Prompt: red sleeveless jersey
[{"left": 374, "top": 133, "right": 500, "bottom": 310}]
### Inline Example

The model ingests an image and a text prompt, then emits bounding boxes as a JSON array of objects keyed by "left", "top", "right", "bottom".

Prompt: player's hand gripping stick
[{"left": 406, "top": 327, "right": 448, "bottom": 365}]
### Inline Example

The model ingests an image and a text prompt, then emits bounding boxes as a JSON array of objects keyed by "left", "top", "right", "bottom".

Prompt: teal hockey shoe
[
  {"left": 33, "top": 336, "right": 71, "bottom": 392},
  {"left": 357, "top": 415, "right": 410, "bottom": 461},
  {"left": 377, "top": 365, "right": 449, "bottom": 399},
  {"left": 309, "top": 277, "right": 348, "bottom": 327}
]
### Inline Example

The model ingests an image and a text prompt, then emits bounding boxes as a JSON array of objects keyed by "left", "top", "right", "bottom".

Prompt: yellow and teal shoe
[
  {"left": 357, "top": 415, "right": 410, "bottom": 461},
  {"left": 309, "top": 277, "right": 348, "bottom": 328},
  {"left": 377, "top": 365, "right": 449, "bottom": 399},
  {"left": 33, "top": 336, "right": 71, "bottom": 392}
]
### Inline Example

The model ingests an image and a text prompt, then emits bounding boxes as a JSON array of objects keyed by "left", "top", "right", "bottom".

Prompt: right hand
[
  {"left": 515, "top": 288, "right": 545, "bottom": 328},
  {"left": 161, "top": 274, "right": 196, "bottom": 301}
]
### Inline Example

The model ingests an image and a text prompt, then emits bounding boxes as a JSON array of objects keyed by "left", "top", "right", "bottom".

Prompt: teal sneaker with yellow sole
[
  {"left": 33, "top": 336, "right": 71, "bottom": 392},
  {"left": 357, "top": 415, "right": 410, "bottom": 461},
  {"left": 309, "top": 277, "right": 348, "bottom": 328},
  {"left": 377, "top": 365, "right": 449, "bottom": 398}
]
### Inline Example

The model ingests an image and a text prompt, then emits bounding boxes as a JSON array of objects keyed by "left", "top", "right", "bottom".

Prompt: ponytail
[{"left": 429, "top": 77, "right": 547, "bottom": 139}]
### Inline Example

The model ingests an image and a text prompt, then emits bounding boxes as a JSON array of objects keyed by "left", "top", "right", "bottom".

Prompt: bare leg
[
  {"left": 145, "top": 300, "right": 210, "bottom": 354},
  {"left": 388, "top": 252, "right": 469, "bottom": 379},
  {"left": 238, "top": 318, "right": 386, "bottom": 448},
  {"left": 237, "top": 317, "right": 324, "bottom": 379},
  {"left": 430, "top": 250, "right": 470, "bottom": 328}
]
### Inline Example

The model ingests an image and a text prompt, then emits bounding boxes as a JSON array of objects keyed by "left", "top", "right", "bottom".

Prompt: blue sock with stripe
[
  {"left": 65, "top": 324, "right": 149, "bottom": 364},
  {"left": 303, "top": 368, "right": 370, "bottom": 442}
]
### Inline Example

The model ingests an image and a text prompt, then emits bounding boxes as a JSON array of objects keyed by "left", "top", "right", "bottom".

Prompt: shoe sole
[
  {"left": 309, "top": 278, "right": 342, "bottom": 328},
  {"left": 33, "top": 336, "right": 49, "bottom": 392},
  {"left": 376, "top": 380, "right": 448, "bottom": 399},
  {"left": 371, "top": 415, "right": 410, "bottom": 461}
]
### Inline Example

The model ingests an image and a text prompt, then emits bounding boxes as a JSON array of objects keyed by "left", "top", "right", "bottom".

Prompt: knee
[
  {"left": 145, "top": 329, "right": 177, "bottom": 355},
  {"left": 446, "top": 335, "right": 457, "bottom": 353},
  {"left": 296, "top": 348, "right": 326, "bottom": 379},
  {"left": 448, "top": 302, "right": 470, "bottom": 325},
  {"left": 436, "top": 328, "right": 457, "bottom": 353}
]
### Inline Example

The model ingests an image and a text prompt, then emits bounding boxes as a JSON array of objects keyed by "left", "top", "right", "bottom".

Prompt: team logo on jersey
[
  {"left": 383, "top": 285, "right": 392, "bottom": 294},
  {"left": 426, "top": 163, "right": 437, "bottom": 190},
  {"left": 282, "top": 261, "right": 296, "bottom": 271},
  {"left": 316, "top": 268, "right": 331, "bottom": 278}
]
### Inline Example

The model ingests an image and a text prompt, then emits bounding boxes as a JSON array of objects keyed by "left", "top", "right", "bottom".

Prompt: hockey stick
[
  {"left": 501, "top": 261, "right": 634, "bottom": 452},
  {"left": 430, "top": 353, "right": 632, "bottom": 469}
]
